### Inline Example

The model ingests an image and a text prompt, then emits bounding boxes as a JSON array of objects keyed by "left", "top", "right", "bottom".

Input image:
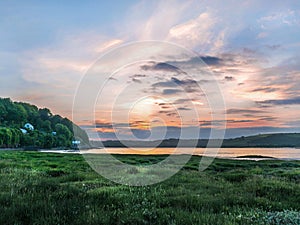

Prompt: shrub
[{"left": 264, "top": 210, "right": 300, "bottom": 225}]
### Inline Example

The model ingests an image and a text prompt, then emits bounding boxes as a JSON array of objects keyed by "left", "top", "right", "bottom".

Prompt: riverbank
[
  {"left": 0, "top": 151, "right": 299, "bottom": 224},
  {"left": 38, "top": 147, "right": 300, "bottom": 161}
]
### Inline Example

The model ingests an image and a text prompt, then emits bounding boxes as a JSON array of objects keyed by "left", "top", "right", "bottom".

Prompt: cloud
[
  {"left": 132, "top": 78, "right": 142, "bottom": 84},
  {"left": 199, "top": 116, "right": 280, "bottom": 130},
  {"left": 108, "top": 77, "right": 117, "bottom": 81},
  {"left": 173, "top": 98, "right": 190, "bottom": 104},
  {"left": 257, "top": 96, "right": 300, "bottom": 105},
  {"left": 150, "top": 76, "right": 200, "bottom": 96},
  {"left": 200, "top": 56, "right": 223, "bottom": 65},
  {"left": 166, "top": 112, "right": 178, "bottom": 117},
  {"left": 152, "top": 80, "right": 177, "bottom": 88},
  {"left": 130, "top": 74, "right": 147, "bottom": 78},
  {"left": 265, "top": 44, "right": 281, "bottom": 50},
  {"left": 152, "top": 77, "right": 198, "bottom": 89},
  {"left": 258, "top": 9, "right": 299, "bottom": 27},
  {"left": 228, "top": 119, "right": 253, "bottom": 123},
  {"left": 128, "top": 74, "right": 147, "bottom": 83},
  {"left": 95, "top": 39, "right": 123, "bottom": 53},
  {"left": 224, "top": 76, "right": 235, "bottom": 81},
  {"left": 199, "top": 119, "right": 253, "bottom": 127},
  {"left": 251, "top": 87, "right": 280, "bottom": 93},
  {"left": 15, "top": 32, "right": 127, "bottom": 117},
  {"left": 124, "top": 0, "right": 192, "bottom": 40},
  {"left": 22, "top": 34, "right": 124, "bottom": 86},
  {"left": 167, "top": 11, "right": 223, "bottom": 52},
  {"left": 178, "top": 107, "right": 191, "bottom": 111},
  {"left": 227, "top": 108, "right": 267, "bottom": 114},
  {"left": 283, "top": 120, "right": 300, "bottom": 128},
  {"left": 258, "top": 116, "right": 277, "bottom": 122},
  {"left": 171, "top": 77, "right": 197, "bottom": 86},
  {"left": 162, "top": 89, "right": 183, "bottom": 95},
  {"left": 141, "top": 62, "right": 184, "bottom": 74},
  {"left": 163, "top": 55, "right": 224, "bottom": 76},
  {"left": 175, "top": 56, "right": 222, "bottom": 66},
  {"left": 157, "top": 102, "right": 171, "bottom": 107},
  {"left": 124, "top": 0, "right": 264, "bottom": 53},
  {"left": 92, "top": 121, "right": 132, "bottom": 129}
]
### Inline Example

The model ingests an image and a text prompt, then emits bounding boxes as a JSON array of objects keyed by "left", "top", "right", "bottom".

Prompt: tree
[
  {"left": 0, "top": 102, "right": 7, "bottom": 125},
  {"left": 10, "top": 128, "right": 21, "bottom": 147},
  {"left": 19, "top": 102, "right": 39, "bottom": 125},
  {"left": 50, "top": 115, "right": 62, "bottom": 130},
  {"left": 0, "top": 127, "right": 12, "bottom": 147},
  {"left": 15, "top": 105, "right": 27, "bottom": 126},
  {"left": 43, "top": 134, "right": 54, "bottom": 149},
  {"left": 39, "top": 108, "right": 52, "bottom": 121},
  {"left": 41, "top": 120, "right": 51, "bottom": 132},
  {"left": 55, "top": 123, "right": 72, "bottom": 147}
]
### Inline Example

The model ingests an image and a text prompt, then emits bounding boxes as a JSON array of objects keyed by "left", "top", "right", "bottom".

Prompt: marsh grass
[{"left": 0, "top": 151, "right": 299, "bottom": 224}]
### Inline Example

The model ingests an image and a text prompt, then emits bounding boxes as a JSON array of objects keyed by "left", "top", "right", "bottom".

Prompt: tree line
[{"left": 0, "top": 98, "right": 88, "bottom": 148}]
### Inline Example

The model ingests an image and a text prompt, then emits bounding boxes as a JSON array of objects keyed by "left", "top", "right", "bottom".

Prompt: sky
[{"left": 1, "top": 0, "right": 300, "bottom": 140}]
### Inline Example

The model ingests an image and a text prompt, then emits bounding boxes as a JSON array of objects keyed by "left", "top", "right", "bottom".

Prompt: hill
[
  {"left": 0, "top": 97, "right": 89, "bottom": 149},
  {"left": 99, "top": 133, "right": 300, "bottom": 148},
  {"left": 221, "top": 133, "right": 300, "bottom": 147}
]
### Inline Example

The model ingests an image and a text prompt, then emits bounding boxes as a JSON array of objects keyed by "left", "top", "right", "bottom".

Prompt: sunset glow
[{"left": 1, "top": 0, "right": 300, "bottom": 140}]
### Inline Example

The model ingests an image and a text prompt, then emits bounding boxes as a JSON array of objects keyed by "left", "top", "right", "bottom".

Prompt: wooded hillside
[{"left": 0, "top": 98, "right": 88, "bottom": 148}]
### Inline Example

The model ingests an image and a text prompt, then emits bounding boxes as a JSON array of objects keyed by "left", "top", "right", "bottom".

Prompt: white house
[
  {"left": 24, "top": 123, "right": 34, "bottom": 131},
  {"left": 72, "top": 140, "right": 81, "bottom": 145},
  {"left": 20, "top": 128, "right": 27, "bottom": 134}
]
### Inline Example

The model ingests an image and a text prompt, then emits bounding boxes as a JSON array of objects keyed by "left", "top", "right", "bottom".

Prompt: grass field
[{"left": 0, "top": 151, "right": 299, "bottom": 225}]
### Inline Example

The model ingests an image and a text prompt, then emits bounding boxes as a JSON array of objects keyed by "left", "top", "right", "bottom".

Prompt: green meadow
[{"left": 0, "top": 151, "right": 299, "bottom": 225}]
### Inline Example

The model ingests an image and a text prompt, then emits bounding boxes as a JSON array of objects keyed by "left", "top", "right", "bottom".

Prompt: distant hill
[
  {"left": 0, "top": 97, "right": 89, "bottom": 149},
  {"left": 221, "top": 133, "right": 300, "bottom": 147},
  {"left": 97, "top": 133, "right": 300, "bottom": 148}
]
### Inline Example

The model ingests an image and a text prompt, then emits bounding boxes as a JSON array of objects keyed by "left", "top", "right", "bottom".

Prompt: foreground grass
[{"left": 0, "top": 151, "right": 299, "bottom": 225}]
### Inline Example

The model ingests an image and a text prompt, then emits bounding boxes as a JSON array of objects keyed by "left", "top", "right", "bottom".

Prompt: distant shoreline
[
  {"left": 35, "top": 149, "right": 300, "bottom": 161},
  {"left": 1, "top": 148, "right": 299, "bottom": 161},
  {"left": 1, "top": 146, "right": 300, "bottom": 150}
]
